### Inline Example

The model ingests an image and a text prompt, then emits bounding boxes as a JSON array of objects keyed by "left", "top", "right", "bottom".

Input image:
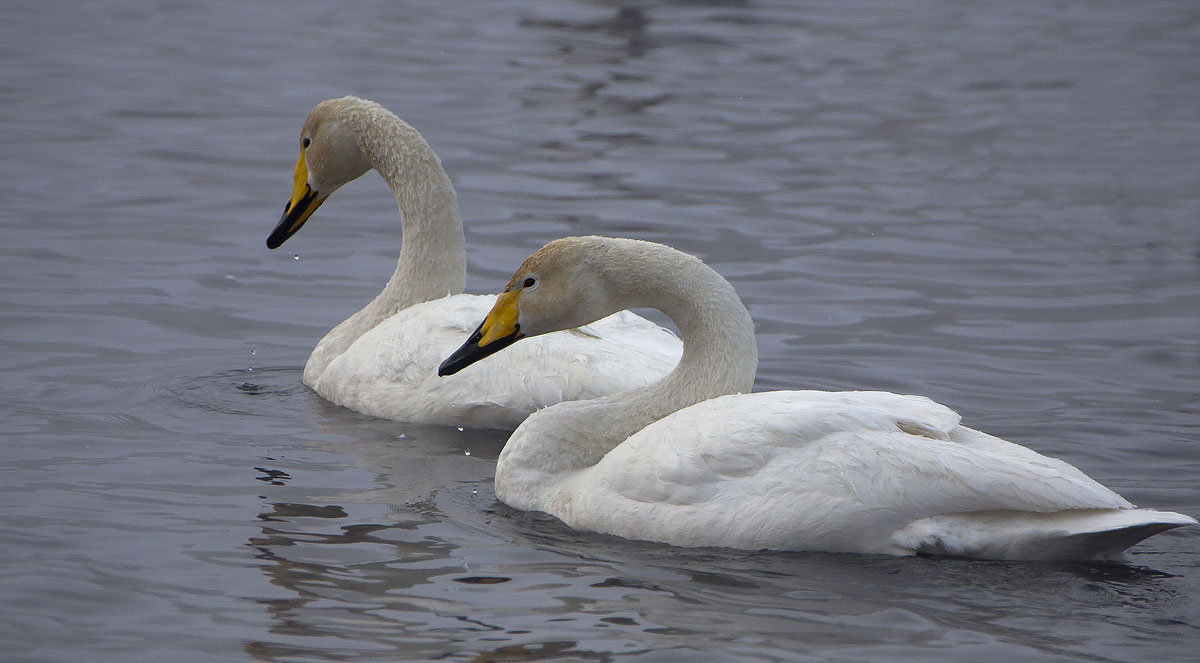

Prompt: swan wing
[
  {"left": 310, "top": 295, "right": 681, "bottom": 429},
  {"left": 564, "top": 390, "right": 1133, "bottom": 552}
]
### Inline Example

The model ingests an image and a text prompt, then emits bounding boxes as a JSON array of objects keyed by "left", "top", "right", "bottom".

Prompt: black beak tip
[
  {"left": 437, "top": 327, "right": 523, "bottom": 377},
  {"left": 438, "top": 330, "right": 484, "bottom": 377},
  {"left": 436, "top": 358, "right": 461, "bottom": 377},
  {"left": 266, "top": 206, "right": 295, "bottom": 250},
  {"left": 267, "top": 189, "right": 319, "bottom": 250}
]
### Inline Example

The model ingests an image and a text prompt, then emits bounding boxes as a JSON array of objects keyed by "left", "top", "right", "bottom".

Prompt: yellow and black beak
[
  {"left": 438, "top": 290, "right": 525, "bottom": 376},
  {"left": 266, "top": 147, "right": 329, "bottom": 249}
]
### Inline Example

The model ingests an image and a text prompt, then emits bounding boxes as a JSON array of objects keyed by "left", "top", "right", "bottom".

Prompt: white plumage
[
  {"left": 442, "top": 236, "right": 1195, "bottom": 560},
  {"left": 311, "top": 295, "right": 679, "bottom": 429},
  {"left": 558, "top": 390, "right": 1191, "bottom": 558},
  {"left": 267, "top": 98, "right": 680, "bottom": 428}
]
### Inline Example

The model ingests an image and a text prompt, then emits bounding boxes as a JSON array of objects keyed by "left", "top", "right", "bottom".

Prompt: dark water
[{"left": 2, "top": 1, "right": 1198, "bottom": 661}]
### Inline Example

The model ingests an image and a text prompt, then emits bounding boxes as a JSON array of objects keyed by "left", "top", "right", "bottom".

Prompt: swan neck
[
  {"left": 497, "top": 241, "right": 757, "bottom": 493},
  {"left": 597, "top": 242, "right": 758, "bottom": 407},
  {"left": 357, "top": 108, "right": 466, "bottom": 324},
  {"left": 303, "top": 105, "right": 468, "bottom": 381}
]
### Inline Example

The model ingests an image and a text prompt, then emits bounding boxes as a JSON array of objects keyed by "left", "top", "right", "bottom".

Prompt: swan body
[
  {"left": 439, "top": 236, "right": 1196, "bottom": 560},
  {"left": 311, "top": 294, "right": 679, "bottom": 429},
  {"left": 267, "top": 98, "right": 681, "bottom": 428}
]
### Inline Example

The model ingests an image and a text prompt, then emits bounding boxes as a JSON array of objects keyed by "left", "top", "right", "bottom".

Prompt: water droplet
[
  {"left": 250, "top": 349, "right": 256, "bottom": 356},
  {"left": 471, "top": 488, "right": 478, "bottom": 495},
  {"left": 457, "top": 427, "right": 464, "bottom": 432},
  {"left": 463, "top": 449, "right": 471, "bottom": 456},
  {"left": 292, "top": 254, "right": 301, "bottom": 261},
  {"left": 396, "top": 433, "right": 406, "bottom": 439},
  {"left": 247, "top": 367, "right": 254, "bottom": 372}
]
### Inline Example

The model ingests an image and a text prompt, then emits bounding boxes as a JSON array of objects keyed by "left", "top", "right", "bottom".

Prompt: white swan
[
  {"left": 267, "top": 98, "right": 681, "bottom": 429},
  {"left": 438, "top": 236, "right": 1196, "bottom": 560}
]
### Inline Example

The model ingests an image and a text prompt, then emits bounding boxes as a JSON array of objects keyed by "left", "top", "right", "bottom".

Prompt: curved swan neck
[
  {"left": 353, "top": 101, "right": 466, "bottom": 320},
  {"left": 584, "top": 240, "right": 757, "bottom": 404},
  {"left": 302, "top": 100, "right": 467, "bottom": 382},
  {"left": 498, "top": 239, "right": 757, "bottom": 485}
]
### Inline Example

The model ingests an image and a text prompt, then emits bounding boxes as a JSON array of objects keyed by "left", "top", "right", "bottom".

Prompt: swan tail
[{"left": 891, "top": 508, "right": 1196, "bottom": 561}]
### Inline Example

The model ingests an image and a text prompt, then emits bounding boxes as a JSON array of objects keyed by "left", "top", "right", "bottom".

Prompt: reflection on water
[
  {"left": 242, "top": 482, "right": 1189, "bottom": 661},
  {"left": 236, "top": 410, "right": 1195, "bottom": 661},
  {"left": 2, "top": 0, "right": 1198, "bottom": 661}
]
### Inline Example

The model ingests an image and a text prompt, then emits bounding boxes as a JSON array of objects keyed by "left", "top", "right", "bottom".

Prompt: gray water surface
[{"left": 2, "top": 1, "right": 1199, "bottom": 661}]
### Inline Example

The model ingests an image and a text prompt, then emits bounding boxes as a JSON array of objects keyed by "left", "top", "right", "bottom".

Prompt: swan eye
[
  {"left": 523, "top": 277, "right": 537, "bottom": 289},
  {"left": 302, "top": 137, "right": 311, "bottom": 148}
]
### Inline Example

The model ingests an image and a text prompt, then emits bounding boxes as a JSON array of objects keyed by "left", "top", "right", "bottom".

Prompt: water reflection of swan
[
  {"left": 265, "top": 97, "right": 680, "bottom": 429},
  {"left": 242, "top": 426, "right": 1188, "bottom": 662},
  {"left": 440, "top": 236, "right": 1196, "bottom": 560}
]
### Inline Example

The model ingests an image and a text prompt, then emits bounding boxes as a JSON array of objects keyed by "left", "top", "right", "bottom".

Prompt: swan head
[
  {"left": 267, "top": 97, "right": 372, "bottom": 249},
  {"left": 438, "top": 237, "right": 622, "bottom": 376}
]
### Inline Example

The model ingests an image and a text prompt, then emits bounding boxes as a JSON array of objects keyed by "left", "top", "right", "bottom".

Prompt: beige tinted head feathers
[
  {"left": 268, "top": 97, "right": 372, "bottom": 249},
  {"left": 439, "top": 236, "right": 729, "bottom": 377},
  {"left": 439, "top": 237, "right": 617, "bottom": 375}
]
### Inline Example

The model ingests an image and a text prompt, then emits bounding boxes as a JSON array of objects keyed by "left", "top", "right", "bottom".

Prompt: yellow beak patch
[
  {"left": 478, "top": 289, "right": 522, "bottom": 346},
  {"left": 266, "top": 146, "right": 329, "bottom": 249},
  {"left": 288, "top": 148, "right": 312, "bottom": 212},
  {"left": 438, "top": 288, "right": 526, "bottom": 376}
]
